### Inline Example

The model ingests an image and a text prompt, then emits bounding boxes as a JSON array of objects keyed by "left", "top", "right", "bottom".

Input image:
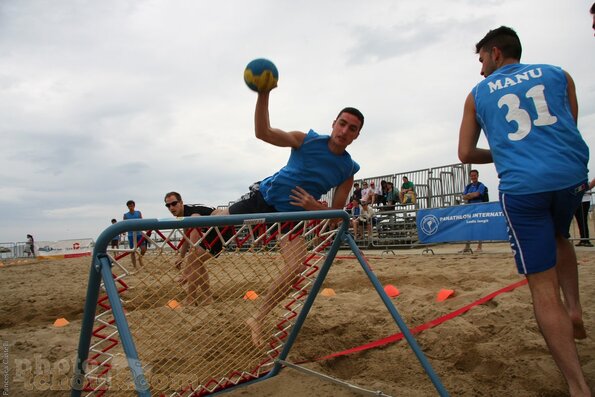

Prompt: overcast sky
[{"left": 1, "top": 0, "right": 593, "bottom": 243}]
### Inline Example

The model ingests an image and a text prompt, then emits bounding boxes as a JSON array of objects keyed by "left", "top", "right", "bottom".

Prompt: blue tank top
[
  {"left": 124, "top": 210, "right": 142, "bottom": 238},
  {"left": 124, "top": 210, "right": 142, "bottom": 221},
  {"left": 259, "top": 130, "right": 360, "bottom": 211},
  {"left": 472, "top": 63, "right": 588, "bottom": 194}
]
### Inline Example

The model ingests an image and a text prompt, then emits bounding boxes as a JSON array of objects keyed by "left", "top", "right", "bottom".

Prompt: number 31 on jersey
[{"left": 497, "top": 84, "right": 557, "bottom": 141}]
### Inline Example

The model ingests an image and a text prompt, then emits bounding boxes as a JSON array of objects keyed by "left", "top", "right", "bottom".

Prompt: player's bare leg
[
  {"left": 211, "top": 207, "right": 308, "bottom": 345},
  {"left": 183, "top": 249, "right": 213, "bottom": 306},
  {"left": 247, "top": 236, "right": 307, "bottom": 347},
  {"left": 556, "top": 236, "right": 586, "bottom": 339},
  {"left": 138, "top": 243, "right": 146, "bottom": 267},
  {"left": 527, "top": 268, "right": 590, "bottom": 396},
  {"left": 182, "top": 229, "right": 213, "bottom": 306},
  {"left": 130, "top": 251, "right": 138, "bottom": 269}
]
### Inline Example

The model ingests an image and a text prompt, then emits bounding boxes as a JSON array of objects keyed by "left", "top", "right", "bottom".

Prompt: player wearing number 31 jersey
[
  {"left": 458, "top": 26, "right": 591, "bottom": 396},
  {"left": 473, "top": 62, "right": 588, "bottom": 193}
]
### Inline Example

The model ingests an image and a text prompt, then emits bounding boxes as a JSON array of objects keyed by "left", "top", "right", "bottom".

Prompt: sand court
[{"left": 0, "top": 243, "right": 593, "bottom": 396}]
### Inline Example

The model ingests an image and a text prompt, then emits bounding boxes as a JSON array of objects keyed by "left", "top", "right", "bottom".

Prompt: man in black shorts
[{"left": 164, "top": 191, "right": 223, "bottom": 305}]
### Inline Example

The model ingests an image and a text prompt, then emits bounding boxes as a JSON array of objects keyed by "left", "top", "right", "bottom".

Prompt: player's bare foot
[{"left": 246, "top": 316, "right": 265, "bottom": 347}]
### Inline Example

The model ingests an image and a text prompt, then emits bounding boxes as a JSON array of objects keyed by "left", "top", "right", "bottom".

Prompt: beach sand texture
[{"left": 0, "top": 244, "right": 593, "bottom": 396}]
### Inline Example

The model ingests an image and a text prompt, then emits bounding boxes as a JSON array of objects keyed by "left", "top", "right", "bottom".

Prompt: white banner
[{"left": 36, "top": 238, "right": 94, "bottom": 258}]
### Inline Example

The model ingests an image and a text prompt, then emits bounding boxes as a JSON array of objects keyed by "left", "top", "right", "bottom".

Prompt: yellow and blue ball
[{"left": 244, "top": 58, "right": 279, "bottom": 92}]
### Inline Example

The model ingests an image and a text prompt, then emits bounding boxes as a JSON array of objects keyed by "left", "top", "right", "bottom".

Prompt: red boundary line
[
  {"left": 298, "top": 278, "right": 528, "bottom": 363},
  {"left": 37, "top": 252, "right": 92, "bottom": 260},
  {"left": 87, "top": 228, "right": 527, "bottom": 393}
]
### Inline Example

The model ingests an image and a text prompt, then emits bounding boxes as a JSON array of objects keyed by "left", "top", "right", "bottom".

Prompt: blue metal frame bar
[
  {"left": 99, "top": 254, "right": 151, "bottom": 396},
  {"left": 269, "top": 216, "right": 348, "bottom": 372},
  {"left": 211, "top": 212, "right": 351, "bottom": 395},
  {"left": 92, "top": 210, "right": 349, "bottom": 253},
  {"left": 72, "top": 209, "right": 448, "bottom": 396},
  {"left": 72, "top": 210, "right": 347, "bottom": 396},
  {"left": 344, "top": 233, "right": 449, "bottom": 396},
  {"left": 71, "top": 253, "right": 103, "bottom": 396}
]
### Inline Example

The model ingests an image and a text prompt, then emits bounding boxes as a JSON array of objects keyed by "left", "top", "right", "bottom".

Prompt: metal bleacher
[{"left": 323, "top": 163, "right": 472, "bottom": 249}]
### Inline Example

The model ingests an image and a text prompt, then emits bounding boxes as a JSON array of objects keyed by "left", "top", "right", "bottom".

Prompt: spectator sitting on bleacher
[
  {"left": 348, "top": 198, "right": 362, "bottom": 235},
  {"left": 361, "top": 181, "right": 374, "bottom": 204},
  {"left": 352, "top": 182, "right": 362, "bottom": 201},
  {"left": 352, "top": 200, "right": 374, "bottom": 239},
  {"left": 376, "top": 180, "right": 388, "bottom": 207},
  {"left": 369, "top": 181, "right": 382, "bottom": 205},
  {"left": 345, "top": 196, "right": 360, "bottom": 216},
  {"left": 385, "top": 181, "right": 398, "bottom": 209},
  {"left": 399, "top": 176, "right": 416, "bottom": 204}
]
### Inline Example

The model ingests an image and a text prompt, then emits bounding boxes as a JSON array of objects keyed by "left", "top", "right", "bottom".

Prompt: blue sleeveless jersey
[
  {"left": 124, "top": 210, "right": 142, "bottom": 221},
  {"left": 472, "top": 63, "right": 588, "bottom": 194},
  {"left": 259, "top": 130, "right": 360, "bottom": 211},
  {"left": 124, "top": 210, "right": 142, "bottom": 239}
]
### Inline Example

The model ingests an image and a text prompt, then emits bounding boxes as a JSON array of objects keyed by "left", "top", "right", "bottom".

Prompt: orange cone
[
  {"left": 321, "top": 288, "right": 336, "bottom": 297},
  {"left": 436, "top": 289, "right": 455, "bottom": 302},
  {"left": 243, "top": 290, "right": 258, "bottom": 300},
  {"left": 167, "top": 299, "right": 181, "bottom": 309},
  {"left": 384, "top": 284, "right": 400, "bottom": 298},
  {"left": 53, "top": 318, "right": 69, "bottom": 327}
]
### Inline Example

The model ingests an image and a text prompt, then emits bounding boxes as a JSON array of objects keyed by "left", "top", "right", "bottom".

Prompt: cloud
[{"left": 0, "top": 0, "right": 593, "bottom": 242}]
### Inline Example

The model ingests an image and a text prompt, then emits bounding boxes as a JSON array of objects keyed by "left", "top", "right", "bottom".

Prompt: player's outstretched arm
[{"left": 254, "top": 91, "right": 306, "bottom": 149}]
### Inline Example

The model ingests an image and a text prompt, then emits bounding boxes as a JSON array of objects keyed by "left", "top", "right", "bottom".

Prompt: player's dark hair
[
  {"left": 475, "top": 26, "right": 522, "bottom": 61},
  {"left": 164, "top": 191, "right": 182, "bottom": 202},
  {"left": 337, "top": 107, "right": 364, "bottom": 130},
  {"left": 591, "top": 2, "right": 595, "bottom": 14},
  {"left": 470, "top": 169, "right": 479, "bottom": 176},
  {"left": 126, "top": 200, "right": 135, "bottom": 206}
]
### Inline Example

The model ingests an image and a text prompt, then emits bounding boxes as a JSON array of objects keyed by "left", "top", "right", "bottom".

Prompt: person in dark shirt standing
[{"left": 164, "top": 191, "right": 221, "bottom": 306}]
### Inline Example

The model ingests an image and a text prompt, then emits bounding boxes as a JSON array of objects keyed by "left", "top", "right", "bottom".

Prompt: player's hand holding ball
[{"left": 244, "top": 58, "right": 279, "bottom": 92}]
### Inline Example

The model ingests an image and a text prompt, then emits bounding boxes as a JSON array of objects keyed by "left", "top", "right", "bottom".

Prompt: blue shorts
[
  {"left": 127, "top": 233, "right": 148, "bottom": 249},
  {"left": 500, "top": 181, "right": 586, "bottom": 275}
]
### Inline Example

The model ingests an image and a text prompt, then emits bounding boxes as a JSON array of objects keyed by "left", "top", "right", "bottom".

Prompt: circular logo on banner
[
  {"left": 420, "top": 215, "right": 439, "bottom": 236},
  {"left": 73, "top": 242, "right": 80, "bottom": 250}
]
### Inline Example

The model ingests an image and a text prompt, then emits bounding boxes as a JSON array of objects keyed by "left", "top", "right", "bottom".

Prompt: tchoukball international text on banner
[{"left": 416, "top": 202, "right": 508, "bottom": 244}]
